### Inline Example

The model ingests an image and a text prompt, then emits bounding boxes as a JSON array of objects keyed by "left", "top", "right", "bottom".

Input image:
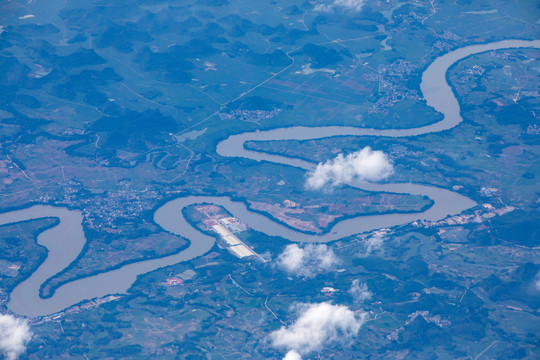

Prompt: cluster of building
[
  {"left": 0, "top": 260, "right": 21, "bottom": 277},
  {"left": 51, "top": 180, "right": 159, "bottom": 232},
  {"left": 413, "top": 205, "right": 515, "bottom": 228},
  {"left": 364, "top": 60, "right": 420, "bottom": 113},
  {"left": 196, "top": 206, "right": 263, "bottom": 261},
  {"left": 387, "top": 310, "right": 451, "bottom": 341},
  {"left": 218, "top": 107, "right": 282, "bottom": 123},
  {"left": 211, "top": 223, "right": 257, "bottom": 258},
  {"left": 0, "top": 289, "right": 7, "bottom": 307},
  {"left": 455, "top": 64, "right": 487, "bottom": 84},
  {"left": 59, "top": 127, "right": 85, "bottom": 136},
  {"left": 480, "top": 187, "right": 499, "bottom": 196},
  {"left": 526, "top": 124, "right": 540, "bottom": 135},
  {"left": 161, "top": 269, "right": 197, "bottom": 287},
  {"left": 36, "top": 178, "right": 157, "bottom": 233},
  {"left": 388, "top": 144, "right": 422, "bottom": 160},
  {"left": 295, "top": 63, "right": 340, "bottom": 77},
  {"left": 36, "top": 295, "right": 122, "bottom": 323}
]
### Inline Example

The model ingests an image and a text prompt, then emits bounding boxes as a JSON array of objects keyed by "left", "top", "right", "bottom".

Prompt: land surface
[{"left": 0, "top": 0, "right": 539, "bottom": 359}]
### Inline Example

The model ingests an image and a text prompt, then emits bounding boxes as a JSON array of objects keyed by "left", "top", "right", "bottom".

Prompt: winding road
[{"left": 1, "top": 39, "right": 538, "bottom": 317}]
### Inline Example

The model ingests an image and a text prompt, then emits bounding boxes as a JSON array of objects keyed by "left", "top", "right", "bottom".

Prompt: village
[{"left": 412, "top": 204, "right": 516, "bottom": 228}]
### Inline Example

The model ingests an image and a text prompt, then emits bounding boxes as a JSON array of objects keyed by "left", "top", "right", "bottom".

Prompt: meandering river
[{"left": 1, "top": 39, "right": 538, "bottom": 317}]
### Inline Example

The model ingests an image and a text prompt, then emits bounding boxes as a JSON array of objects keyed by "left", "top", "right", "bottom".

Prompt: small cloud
[
  {"left": 276, "top": 244, "right": 340, "bottom": 277},
  {"left": 364, "top": 234, "right": 384, "bottom": 255},
  {"left": 305, "top": 147, "right": 393, "bottom": 190},
  {"left": 334, "top": 0, "right": 366, "bottom": 11},
  {"left": 349, "top": 279, "right": 372, "bottom": 303},
  {"left": 270, "top": 302, "right": 368, "bottom": 358},
  {"left": 315, "top": 0, "right": 366, "bottom": 13},
  {"left": 283, "top": 350, "right": 302, "bottom": 360},
  {"left": 534, "top": 271, "right": 540, "bottom": 291},
  {"left": 314, "top": 4, "right": 333, "bottom": 12},
  {"left": 0, "top": 314, "right": 32, "bottom": 360}
]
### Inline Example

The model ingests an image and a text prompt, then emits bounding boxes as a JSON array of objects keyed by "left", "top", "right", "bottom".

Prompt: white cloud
[
  {"left": 334, "top": 0, "right": 366, "bottom": 11},
  {"left": 305, "top": 147, "right": 393, "bottom": 190},
  {"left": 283, "top": 350, "right": 302, "bottom": 360},
  {"left": 314, "top": 4, "right": 333, "bottom": 12},
  {"left": 315, "top": 0, "right": 366, "bottom": 12},
  {"left": 534, "top": 271, "right": 540, "bottom": 291},
  {"left": 0, "top": 314, "right": 32, "bottom": 360},
  {"left": 349, "top": 279, "right": 372, "bottom": 303},
  {"left": 270, "top": 302, "right": 368, "bottom": 358},
  {"left": 364, "top": 234, "right": 384, "bottom": 255},
  {"left": 276, "top": 244, "right": 340, "bottom": 277}
]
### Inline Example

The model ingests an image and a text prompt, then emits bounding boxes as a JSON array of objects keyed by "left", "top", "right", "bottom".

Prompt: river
[{"left": 1, "top": 39, "right": 538, "bottom": 317}]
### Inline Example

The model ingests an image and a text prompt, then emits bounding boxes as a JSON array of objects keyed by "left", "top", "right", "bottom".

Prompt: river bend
[{"left": 1, "top": 39, "right": 538, "bottom": 317}]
